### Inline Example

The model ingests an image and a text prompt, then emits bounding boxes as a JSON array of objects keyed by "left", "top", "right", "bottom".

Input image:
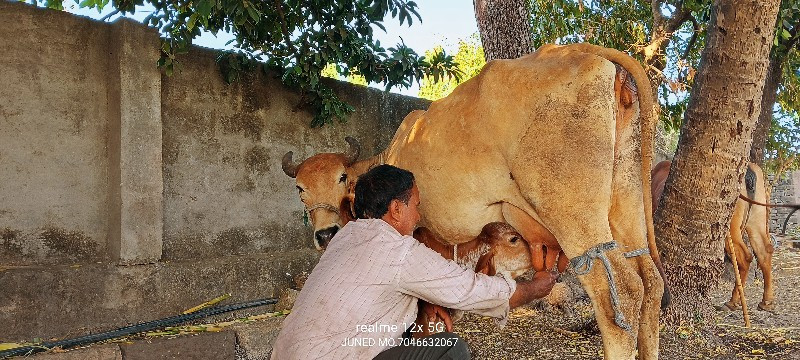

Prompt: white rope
[{"left": 306, "top": 203, "right": 339, "bottom": 214}]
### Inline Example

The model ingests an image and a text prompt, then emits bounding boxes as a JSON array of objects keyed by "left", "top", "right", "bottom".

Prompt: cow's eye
[
  {"left": 296, "top": 186, "right": 304, "bottom": 194},
  {"left": 510, "top": 236, "right": 519, "bottom": 243},
  {"left": 339, "top": 173, "right": 347, "bottom": 183}
]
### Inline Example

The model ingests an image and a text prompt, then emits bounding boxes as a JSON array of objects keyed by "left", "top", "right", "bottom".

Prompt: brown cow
[
  {"left": 284, "top": 43, "right": 665, "bottom": 359},
  {"left": 651, "top": 161, "right": 775, "bottom": 311}
]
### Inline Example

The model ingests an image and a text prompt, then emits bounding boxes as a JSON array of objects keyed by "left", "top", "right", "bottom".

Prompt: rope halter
[{"left": 306, "top": 202, "right": 340, "bottom": 215}]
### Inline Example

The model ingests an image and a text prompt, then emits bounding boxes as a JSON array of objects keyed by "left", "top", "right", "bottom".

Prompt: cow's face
[
  {"left": 475, "top": 223, "right": 532, "bottom": 278},
  {"left": 282, "top": 138, "right": 360, "bottom": 250}
]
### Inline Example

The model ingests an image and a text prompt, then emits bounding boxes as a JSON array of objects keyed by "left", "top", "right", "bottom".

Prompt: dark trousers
[{"left": 372, "top": 332, "right": 470, "bottom": 360}]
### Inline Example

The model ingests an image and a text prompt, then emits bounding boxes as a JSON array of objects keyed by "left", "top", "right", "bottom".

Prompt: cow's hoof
[
  {"left": 715, "top": 302, "right": 740, "bottom": 311},
  {"left": 757, "top": 301, "right": 775, "bottom": 312}
]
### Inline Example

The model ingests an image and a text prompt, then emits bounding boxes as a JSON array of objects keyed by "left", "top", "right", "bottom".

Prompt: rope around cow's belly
[{"left": 569, "top": 241, "right": 650, "bottom": 333}]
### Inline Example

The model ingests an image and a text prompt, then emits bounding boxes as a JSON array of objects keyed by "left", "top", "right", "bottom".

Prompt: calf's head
[
  {"left": 282, "top": 137, "right": 360, "bottom": 250},
  {"left": 474, "top": 222, "right": 533, "bottom": 278}
]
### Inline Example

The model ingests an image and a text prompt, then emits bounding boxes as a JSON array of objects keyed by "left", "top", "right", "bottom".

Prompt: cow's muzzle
[{"left": 315, "top": 226, "right": 339, "bottom": 250}]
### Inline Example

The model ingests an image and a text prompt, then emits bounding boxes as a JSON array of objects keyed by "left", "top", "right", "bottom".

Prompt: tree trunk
[
  {"left": 654, "top": 0, "right": 780, "bottom": 324},
  {"left": 473, "top": 0, "right": 533, "bottom": 61},
  {"left": 750, "top": 57, "right": 782, "bottom": 165}
]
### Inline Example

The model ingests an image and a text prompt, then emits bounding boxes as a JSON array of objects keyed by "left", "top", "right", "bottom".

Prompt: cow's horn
[
  {"left": 282, "top": 151, "right": 301, "bottom": 178},
  {"left": 343, "top": 137, "right": 360, "bottom": 166}
]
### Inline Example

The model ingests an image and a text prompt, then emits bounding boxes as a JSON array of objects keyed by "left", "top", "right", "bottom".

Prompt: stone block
[
  {"left": 29, "top": 344, "right": 122, "bottom": 360},
  {"left": 120, "top": 331, "right": 235, "bottom": 360},
  {"left": 274, "top": 289, "right": 300, "bottom": 312},
  {"left": 231, "top": 317, "right": 284, "bottom": 360}
]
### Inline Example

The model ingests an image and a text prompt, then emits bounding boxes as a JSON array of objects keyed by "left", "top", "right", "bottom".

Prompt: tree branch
[
  {"left": 651, "top": 0, "right": 667, "bottom": 29},
  {"left": 273, "top": 0, "right": 298, "bottom": 56},
  {"left": 663, "top": 2, "right": 691, "bottom": 35},
  {"left": 682, "top": 14, "right": 700, "bottom": 60},
  {"left": 645, "top": 0, "right": 691, "bottom": 61},
  {"left": 100, "top": 9, "right": 120, "bottom": 21}
]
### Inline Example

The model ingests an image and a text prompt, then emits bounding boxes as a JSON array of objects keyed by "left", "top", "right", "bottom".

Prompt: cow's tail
[
  {"left": 738, "top": 194, "right": 800, "bottom": 234},
  {"left": 569, "top": 43, "right": 660, "bottom": 270},
  {"left": 737, "top": 193, "right": 800, "bottom": 209}
]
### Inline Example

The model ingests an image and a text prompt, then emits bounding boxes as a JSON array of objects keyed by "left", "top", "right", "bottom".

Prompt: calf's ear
[{"left": 475, "top": 250, "right": 496, "bottom": 276}]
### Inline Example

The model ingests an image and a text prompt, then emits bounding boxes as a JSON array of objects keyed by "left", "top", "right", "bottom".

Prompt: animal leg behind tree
[
  {"left": 725, "top": 200, "right": 755, "bottom": 310},
  {"left": 745, "top": 222, "right": 775, "bottom": 311}
]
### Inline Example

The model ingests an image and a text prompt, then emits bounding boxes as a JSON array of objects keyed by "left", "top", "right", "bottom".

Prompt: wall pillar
[{"left": 107, "top": 19, "right": 163, "bottom": 264}]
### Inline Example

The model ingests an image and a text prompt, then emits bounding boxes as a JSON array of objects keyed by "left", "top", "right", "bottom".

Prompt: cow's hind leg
[
  {"left": 511, "top": 162, "right": 644, "bottom": 358},
  {"left": 724, "top": 224, "right": 754, "bottom": 310},
  {"left": 509, "top": 60, "right": 644, "bottom": 358},
  {"left": 607, "top": 75, "right": 663, "bottom": 360},
  {"left": 562, "top": 227, "right": 644, "bottom": 359},
  {"left": 609, "top": 191, "right": 663, "bottom": 360},
  {"left": 745, "top": 221, "right": 775, "bottom": 311}
]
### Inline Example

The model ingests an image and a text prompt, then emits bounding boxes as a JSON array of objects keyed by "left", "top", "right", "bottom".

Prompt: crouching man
[{"left": 271, "top": 165, "right": 557, "bottom": 360}]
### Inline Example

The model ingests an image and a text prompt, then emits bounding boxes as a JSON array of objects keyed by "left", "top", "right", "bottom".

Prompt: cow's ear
[{"left": 340, "top": 197, "right": 355, "bottom": 224}]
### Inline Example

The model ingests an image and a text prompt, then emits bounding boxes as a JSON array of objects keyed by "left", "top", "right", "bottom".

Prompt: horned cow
[{"left": 283, "top": 43, "right": 665, "bottom": 359}]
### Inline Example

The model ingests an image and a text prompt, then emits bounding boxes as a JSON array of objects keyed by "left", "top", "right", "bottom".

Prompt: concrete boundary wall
[
  {"left": 0, "top": 1, "right": 429, "bottom": 341},
  {"left": 0, "top": 1, "right": 430, "bottom": 267},
  {"left": 768, "top": 172, "right": 800, "bottom": 234}
]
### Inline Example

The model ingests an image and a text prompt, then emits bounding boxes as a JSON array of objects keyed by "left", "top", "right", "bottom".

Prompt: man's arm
[
  {"left": 398, "top": 240, "right": 513, "bottom": 312},
  {"left": 509, "top": 271, "right": 559, "bottom": 308},
  {"left": 398, "top": 240, "right": 556, "bottom": 315}
]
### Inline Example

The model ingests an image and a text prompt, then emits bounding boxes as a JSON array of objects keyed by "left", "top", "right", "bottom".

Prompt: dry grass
[{"left": 456, "top": 239, "right": 800, "bottom": 359}]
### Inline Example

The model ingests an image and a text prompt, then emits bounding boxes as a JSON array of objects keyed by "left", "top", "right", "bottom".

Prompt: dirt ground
[
  {"left": 456, "top": 236, "right": 800, "bottom": 360},
  {"left": 11, "top": 239, "right": 797, "bottom": 360}
]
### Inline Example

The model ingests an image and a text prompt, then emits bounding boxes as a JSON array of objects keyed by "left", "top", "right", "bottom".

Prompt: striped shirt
[{"left": 270, "top": 219, "right": 516, "bottom": 360}]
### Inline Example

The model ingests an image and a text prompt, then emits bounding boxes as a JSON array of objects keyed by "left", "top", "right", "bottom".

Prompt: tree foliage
[
  {"left": 322, "top": 63, "right": 368, "bottom": 86},
  {"left": 529, "top": 0, "right": 800, "bottom": 174},
  {"left": 529, "top": 0, "right": 708, "bottom": 131},
  {"left": 765, "top": 1, "right": 800, "bottom": 177},
  {"left": 35, "top": 0, "right": 462, "bottom": 127},
  {"left": 418, "top": 35, "right": 484, "bottom": 100}
]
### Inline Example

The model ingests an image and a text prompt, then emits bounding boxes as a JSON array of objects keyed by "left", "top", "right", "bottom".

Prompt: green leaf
[
  {"left": 246, "top": 6, "right": 260, "bottom": 22},
  {"left": 187, "top": 13, "right": 198, "bottom": 31},
  {"left": 196, "top": 0, "right": 213, "bottom": 18},
  {"left": 45, "top": 0, "right": 64, "bottom": 10}
]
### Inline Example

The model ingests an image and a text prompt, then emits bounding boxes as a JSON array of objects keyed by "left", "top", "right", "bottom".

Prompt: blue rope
[{"left": 569, "top": 241, "right": 650, "bottom": 332}]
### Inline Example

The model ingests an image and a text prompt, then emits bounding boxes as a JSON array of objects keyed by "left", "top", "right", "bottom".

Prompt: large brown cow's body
[
  {"left": 651, "top": 161, "right": 774, "bottom": 311},
  {"left": 283, "top": 43, "right": 664, "bottom": 359}
]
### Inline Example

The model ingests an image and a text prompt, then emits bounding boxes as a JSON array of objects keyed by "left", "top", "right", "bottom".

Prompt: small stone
[
  {"left": 294, "top": 272, "right": 309, "bottom": 289},
  {"left": 275, "top": 288, "right": 300, "bottom": 311}
]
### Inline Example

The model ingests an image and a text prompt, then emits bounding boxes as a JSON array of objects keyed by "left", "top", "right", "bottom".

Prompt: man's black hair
[{"left": 354, "top": 164, "right": 415, "bottom": 219}]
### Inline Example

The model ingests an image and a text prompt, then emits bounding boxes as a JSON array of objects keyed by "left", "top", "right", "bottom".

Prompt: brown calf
[{"left": 411, "top": 222, "right": 553, "bottom": 337}]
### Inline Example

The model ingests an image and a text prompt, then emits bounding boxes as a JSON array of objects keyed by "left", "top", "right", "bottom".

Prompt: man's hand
[
  {"left": 422, "top": 303, "right": 453, "bottom": 332},
  {"left": 509, "top": 271, "right": 559, "bottom": 309}
]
